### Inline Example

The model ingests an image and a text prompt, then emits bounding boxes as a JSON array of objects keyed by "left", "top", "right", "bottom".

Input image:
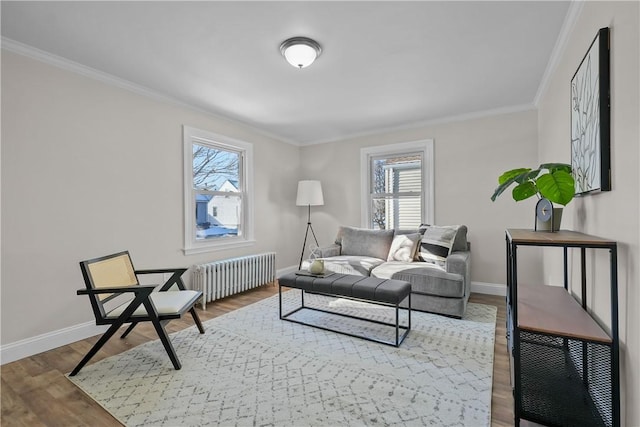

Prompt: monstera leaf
[
  {"left": 537, "top": 170, "right": 575, "bottom": 206},
  {"left": 491, "top": 163, "right": 575, "bottom": 206}
]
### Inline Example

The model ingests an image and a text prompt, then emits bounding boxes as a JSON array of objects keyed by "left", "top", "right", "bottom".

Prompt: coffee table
[{"left": 278, "top": 272, "right": 411, "bottom": 347}]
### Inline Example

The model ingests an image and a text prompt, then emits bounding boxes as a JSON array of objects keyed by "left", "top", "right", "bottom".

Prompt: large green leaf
[
  {"left": 491, "top": 163, "right": 575, "bottom": 205},
  {"left": 512, "top": 181, "right": 537, "bottom": 201},
  {"left": 491, "top": 168, "right": 531, "bottom": 201},
  {"left": 521, "top": 169, "right": 541, "bottom": 182},
  {"left": 498, "top": 168, "right": 531, "bottom": 185},
  {"left": 537, "top": 170, "right": 575, "bottom": 205},
  {"left": 540, "top": 163, "right": 572, "bottom": 174},
  {"left": 491, "top": 179, "right": 515, "bottom": 201}
]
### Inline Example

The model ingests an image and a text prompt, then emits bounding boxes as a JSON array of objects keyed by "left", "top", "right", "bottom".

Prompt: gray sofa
[{"left": 302, "top": 225, "right": 471, "bottom": 318}]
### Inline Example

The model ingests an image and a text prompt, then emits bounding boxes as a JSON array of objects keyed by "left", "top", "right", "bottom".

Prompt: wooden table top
[{"left": 507, "top": 229, "right": 616, "bottom": 247}]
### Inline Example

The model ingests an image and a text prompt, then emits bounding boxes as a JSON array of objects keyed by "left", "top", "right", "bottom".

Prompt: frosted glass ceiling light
[{"left": 280, "top": 37, "right": 322, "bottom": 69}]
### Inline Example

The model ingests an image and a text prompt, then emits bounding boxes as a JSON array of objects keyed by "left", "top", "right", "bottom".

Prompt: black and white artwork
[{"left": 571, "top": 27, "right": 611, "bottom": 194}]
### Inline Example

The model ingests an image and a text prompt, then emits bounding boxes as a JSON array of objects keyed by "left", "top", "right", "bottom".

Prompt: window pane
[
  {"left": 371, "top": 154, "right": 422, "bottom": 194},
  {"left": 371, "top": 195, "right": 422, "bottom": 230},
  {"left": 195, "top": 193, "right": 242, "bottom": 240},
  {"left": 362, "top": 140, "right": 432, "bottom": 232},
  {"left": 193, "top": 143, "right": 240, "bottom": 191},
  {"left": 370, "top": 152, "right": 422, "bottom": 229}
]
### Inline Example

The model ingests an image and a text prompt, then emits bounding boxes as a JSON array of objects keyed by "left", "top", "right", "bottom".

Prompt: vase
[
  {"left": 308, "top": 259, "right": 325, "bottom": 275},
  {"left": 536, "top": 207, "right": 563, "bottom": 232}
]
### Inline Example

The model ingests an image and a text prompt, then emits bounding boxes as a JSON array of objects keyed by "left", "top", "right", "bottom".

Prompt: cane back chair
[{"left": 70, "top": 251, "right": 204, "bottom": 376}]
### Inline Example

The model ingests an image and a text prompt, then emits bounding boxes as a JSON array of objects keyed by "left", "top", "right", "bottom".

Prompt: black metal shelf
[{"left": 506, "top": 229, "right": 619, "bottom": 427}]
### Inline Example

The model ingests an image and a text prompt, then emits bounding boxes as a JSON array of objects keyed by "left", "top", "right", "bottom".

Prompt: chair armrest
[
  {"left": 445, "top": 251, "right": 469, "bottom": 275},
  {"left": 311, "top": 244, "right": 341, "bottom": 258},
  {"left": 445, "top": 251, "right": 471, "bottom": 295},
  {"left": 135, "top": 268, "right": 187, "bottom": 275},
  {"left": 135, "top": 268, "right": 188, "bottom": 292},
  {"left": 77, "top": 284, "right": 156, "bottom": 296}
]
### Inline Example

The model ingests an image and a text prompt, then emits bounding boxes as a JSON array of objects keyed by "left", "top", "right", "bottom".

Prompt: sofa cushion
[
  {"left": 302, "top": 255, "right": 385, "bottom": 276},
  {"left": 417, "top": 224, "right": 460, "bottom": 265},
  {"left": 371, "top": 262, "right": 465, "bottom": 298},
  {"left": 387, "top": 233, "right": 421, "bottom": 262},
  {"left": 340, "top": 226, "right": 395, "bottom": 260}
]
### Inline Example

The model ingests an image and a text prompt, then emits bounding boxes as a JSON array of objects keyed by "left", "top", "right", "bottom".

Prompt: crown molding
[
  {"left": 533, "top": 0, "right": 585, "bottom": 106},
  {"left": 1, "top": 37, "right": 299, "bottom": 146},
  {"left": 302, "top": 103, "right": 536, "bottom": 146},
  {"left": 2, "top": 37, "right": 198, "bottom": 110},
  {"left": 1, "top": 35, "right": 548, "bottom": 149}
]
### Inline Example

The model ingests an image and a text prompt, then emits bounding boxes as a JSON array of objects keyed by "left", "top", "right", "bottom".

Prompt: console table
[{"left": 506, "top": 229, "right": 619, "bottom": 427}]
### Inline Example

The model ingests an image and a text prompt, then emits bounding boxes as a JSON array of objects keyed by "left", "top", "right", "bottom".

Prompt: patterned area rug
[{"left": 68, "top": 291, "right": 497, "bottom": 426}]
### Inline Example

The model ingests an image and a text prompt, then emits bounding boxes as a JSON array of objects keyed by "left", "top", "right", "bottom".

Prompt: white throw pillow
[
  {"left": 418, "top": 225, "right": 460, "bottom": 265},
  {"left": 387, "top": 233, "right": 422, "bottom": 262}
]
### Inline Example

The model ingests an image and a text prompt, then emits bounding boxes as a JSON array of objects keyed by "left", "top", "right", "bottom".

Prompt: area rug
[{"left": 68, "top": 291, "right": 497, "bottom": 426}]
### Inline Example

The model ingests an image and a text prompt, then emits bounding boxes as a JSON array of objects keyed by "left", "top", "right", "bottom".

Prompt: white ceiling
[{"left": 1, "top": 1, "right": 571, "bottom": 145}]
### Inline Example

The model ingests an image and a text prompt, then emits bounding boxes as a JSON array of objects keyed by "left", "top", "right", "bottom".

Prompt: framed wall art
[{"left": 571, "top": 27, "right": 611, "bottom": 194}]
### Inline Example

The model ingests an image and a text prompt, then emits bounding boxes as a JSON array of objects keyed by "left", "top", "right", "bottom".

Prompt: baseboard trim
[
  {"left": 0, "top": 321, "right": 107, "bottom": 365},
  {"left": 1, "top": 275, "right": 505, "bottom": 365},
  {"left": 471, "top": 281, "right": 507, "bottom": 296},
  {"left": 2, "top": 266, "right": 295, "bottom": 365}
]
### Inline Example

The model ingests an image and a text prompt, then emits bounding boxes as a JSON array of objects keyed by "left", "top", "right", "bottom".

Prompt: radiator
[{"left": 194, "top": 252, "right": 276, "bottom": 309}]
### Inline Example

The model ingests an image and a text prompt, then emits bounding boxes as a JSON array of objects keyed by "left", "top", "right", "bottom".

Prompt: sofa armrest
[
  {"left": 311, "top": 244, "right": 341, "bottom": 258},
  {"left": 446, "top": 251, "right": 471, "bottom": 295}
]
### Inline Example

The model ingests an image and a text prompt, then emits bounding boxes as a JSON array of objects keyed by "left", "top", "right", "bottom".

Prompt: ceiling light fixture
[{"left": 279, "top": 37, "right": 322, "bottom": 69}]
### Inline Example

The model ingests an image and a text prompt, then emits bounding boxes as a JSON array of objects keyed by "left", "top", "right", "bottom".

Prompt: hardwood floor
[{"left": 1, "top": 286, "right": 514, "bottom": 426}]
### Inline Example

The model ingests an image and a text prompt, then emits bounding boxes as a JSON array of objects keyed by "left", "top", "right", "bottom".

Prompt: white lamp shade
[
  {"left": 283, "top": 44, "right": 318, "bottom": 68},
  {"left": 296, "top": 180, "right": 324, "bottom": 206},
  {"left": 280, "top": 37, "right": 322, "bottom": 69}
]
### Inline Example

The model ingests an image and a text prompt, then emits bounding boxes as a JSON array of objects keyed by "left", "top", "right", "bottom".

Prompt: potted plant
[{"left": 491, "top": 163, "right": 575, "bottom": 231}]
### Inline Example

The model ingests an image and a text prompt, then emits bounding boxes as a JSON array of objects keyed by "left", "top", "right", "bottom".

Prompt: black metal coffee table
[{"left": 278, "top": 272, "right": 411, "bottom": 347}]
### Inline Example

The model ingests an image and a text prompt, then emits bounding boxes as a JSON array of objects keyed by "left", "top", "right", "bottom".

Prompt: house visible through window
[
  {"left": 361, "top": 140, "right": 434, "bottom": 229},
  {"left": 184, "top": 126, "right": 254, "bottom": 254}
]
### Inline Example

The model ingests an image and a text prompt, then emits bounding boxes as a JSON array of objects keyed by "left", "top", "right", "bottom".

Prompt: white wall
[
  {"left": 537, "top": 2, "right": 639, "bottom": 425},
  {"left": 1, "top": 51, "right": 302, "bottom": 348},
  {"left": 299, "top": 109, "right": 543, "bottom": 287}
]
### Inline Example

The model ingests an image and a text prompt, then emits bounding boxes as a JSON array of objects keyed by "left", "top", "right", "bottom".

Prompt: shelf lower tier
[{"left": 517, "top": 330, "right": 613, "bottom": 427}]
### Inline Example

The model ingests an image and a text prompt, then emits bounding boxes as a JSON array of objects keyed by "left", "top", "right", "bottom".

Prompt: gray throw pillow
[
  {"left": 451, "top": 225, "right": 468, "bottom": 252},
  {"left": 418, "top": 225, "right": 460, "bottom": 265},
  {"left": 340, "top": 227, "right": 395, "bottom": 260}
]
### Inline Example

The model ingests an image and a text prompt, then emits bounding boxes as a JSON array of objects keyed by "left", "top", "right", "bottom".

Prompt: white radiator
[{"left": 194, "top": 252, "right": 276, "bottom": 309}]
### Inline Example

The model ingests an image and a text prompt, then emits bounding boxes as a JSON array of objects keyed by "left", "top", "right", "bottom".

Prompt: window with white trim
[
  {"left": 183, "top": 126, "right": 254, "bottom": 254},
  {"left": 361, "top": 140, "right": 434, "bottom": 229}
]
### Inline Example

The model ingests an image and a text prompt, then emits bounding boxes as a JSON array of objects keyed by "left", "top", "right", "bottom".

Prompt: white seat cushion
[
  {"left": 106, "top": 290, "right": 200, "bottom": 319},
  {"left": 302, "top": 255, "right": 385, "bottom": 276}
]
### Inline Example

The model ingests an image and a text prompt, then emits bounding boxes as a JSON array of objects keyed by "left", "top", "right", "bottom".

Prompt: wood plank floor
[{"left": 1, "top": 285, "right": 514, "bottom": 426}]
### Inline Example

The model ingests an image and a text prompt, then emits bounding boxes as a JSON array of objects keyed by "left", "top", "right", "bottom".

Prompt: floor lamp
[{"left": 296, "top": 180, "right": 324, "bottom": 270}]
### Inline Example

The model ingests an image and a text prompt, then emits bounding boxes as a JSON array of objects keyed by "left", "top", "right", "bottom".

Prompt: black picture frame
[{"left": 571, "top": 27, "right": 611, "bottom": 194}]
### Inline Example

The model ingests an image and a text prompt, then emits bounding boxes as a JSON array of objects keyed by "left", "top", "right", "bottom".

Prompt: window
[
  {"left": 361, "top": 140, "right": 434, "bottom": 229},
  {"left": 183, "top": 126, "right": 254, "bottom": 254}
]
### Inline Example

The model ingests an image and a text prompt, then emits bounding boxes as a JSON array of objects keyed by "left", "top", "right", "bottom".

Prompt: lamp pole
[
  {"left": 296, "top": 180, "right": 324, "bottom": 270},
  {"left": 298, "top": 204, "right": 320, "bottom": 270}
]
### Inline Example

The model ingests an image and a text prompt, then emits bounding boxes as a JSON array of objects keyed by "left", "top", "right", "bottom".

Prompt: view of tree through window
[
  {"left": 193, "top": 144, "right": 239, "bottom": 190},
  {"left": 184, "top": 126, "right": 254, "bottom": 254},
  {"left": 192, "top": 143, "right": 242, "bottom": 240},
  {"left": 370, "top": 153, "right": 422, "bottom": 230}
]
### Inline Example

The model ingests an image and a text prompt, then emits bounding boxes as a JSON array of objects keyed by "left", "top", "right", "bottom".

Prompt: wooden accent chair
[{"left": 70, "top": 251, "right": 204, "bottom": 376}]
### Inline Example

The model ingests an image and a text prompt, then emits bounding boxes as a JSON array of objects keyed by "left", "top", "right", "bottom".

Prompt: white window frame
[
  {"left": 183, "top": 126, "right": 254, "bottom": 255},
  {"left": 360, "top": 139, "right": 434, "bottom": 228}
]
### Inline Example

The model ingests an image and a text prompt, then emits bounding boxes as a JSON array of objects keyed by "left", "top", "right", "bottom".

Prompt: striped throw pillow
[{"left": 418, "top": 225, "right": 460, "bottom": 265}]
